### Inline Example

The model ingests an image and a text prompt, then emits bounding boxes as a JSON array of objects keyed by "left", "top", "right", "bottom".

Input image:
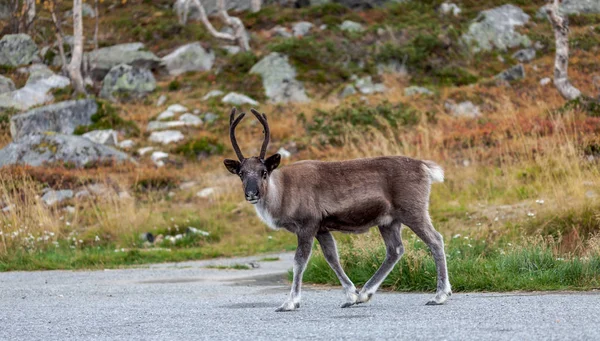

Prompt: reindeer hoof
[
  {"left": 341, "top": 302, "right": 356, "bottom": 308},
  {"left": 276, "top": 301, "right": 299, "bottom": 312}
]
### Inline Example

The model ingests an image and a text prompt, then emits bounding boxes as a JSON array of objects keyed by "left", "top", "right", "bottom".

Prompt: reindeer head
[{"left": 223, "top": 108, "right": 281, "bottom": 204}]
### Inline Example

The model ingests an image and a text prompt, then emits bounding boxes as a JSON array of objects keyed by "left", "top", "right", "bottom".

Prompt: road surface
[{"left": 1, "top": 252, "right": 599, "bottom": 340}]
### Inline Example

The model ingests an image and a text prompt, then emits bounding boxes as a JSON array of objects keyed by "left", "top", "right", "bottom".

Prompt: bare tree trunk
[
  {"left": 50, "top": 8, "right": 68, "bottom": 73},
  {"left": 546, "top": 0, "right": 582, "bottom": 100},
  {"left": 94, "top": 0, "right": 99, "bottom": 51},
  {"left": 25, "top": 0, "right": 36, "bottom": 32},
  {"left": 68, "top": 0, "right": 87, "bottom": 95},
  {"left": 251, "top": 0, "right": 261, "bottom": 13},
  {"left": 189, "top": 0, "right": 250, "bottom": 52},
  {"left": 217, "top": 0, "right": 250, "bottom": 51},
  {"left": 180, "top": 0, "right": 190, "bottom": 25}
]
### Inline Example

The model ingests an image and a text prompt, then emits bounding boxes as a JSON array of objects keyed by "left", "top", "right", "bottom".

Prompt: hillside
[{"left": 0, "top": 0, "right": 599, "bottom": 288}]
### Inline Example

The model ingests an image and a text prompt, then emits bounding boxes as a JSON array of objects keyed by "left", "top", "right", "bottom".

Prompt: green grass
[
  {"left": 302, "top": 235, "right": 600, "bottom": 292},
  {"left": 260, "top": 256, "right": 280, "bottom": 262},
  {"left": 206, "top": 264, "right": 252, "bottom": 270},
  {"left": 73, "top": 100, "right": 140, "bottom": 136}
]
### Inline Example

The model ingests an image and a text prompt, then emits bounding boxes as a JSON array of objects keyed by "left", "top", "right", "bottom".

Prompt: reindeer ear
[
  {"left": 264, "top": 153, "right": 281, "bottom": 173},
  {"left": 223, "top": 159, "right": 241, "bottom": 175}
]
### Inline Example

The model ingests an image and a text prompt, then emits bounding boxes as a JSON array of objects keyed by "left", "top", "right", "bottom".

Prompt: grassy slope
[{"left": 0, "top": 1, "right": 599, "bottom": 286}]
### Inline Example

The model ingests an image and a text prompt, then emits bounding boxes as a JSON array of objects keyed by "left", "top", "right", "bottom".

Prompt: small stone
[
  {"left": 445, "top": 100, "right": 481, "bottom": 118},
  {"left": 293, "top": 22, "right": 313, "bottom": 37},
  {"left": 355, "top": 76, "right": 386, "bottom": 95},
  {"left": 272, "top": 26, "right": 292, "bottom": 38},
  {"left": 440, "top": 2, "right": 461, "bottom": 16},
  {"left": 534, "top": 41, "right": 544, "bottom": 50},
  {"left": 139, "top": 232, "right": 155, "bottom": 243},
  {"left": 196, "top": 188, "right": 215, "bottom": 198},
  {"left": 203, "top": 112, "right": 218, "bottom": 123},
  {"left": 339, "top": 20, "right": 364, "bottom": 33},
  {"left": 221, "top": 45, "right": 241, "bottom": 55},
  {"left": 179, "top": 181, "right": 197, "bottom": 190},
  {"left": 187, "top": 227, "right": 210, "bottom": 236},
  {"left": 495, "top": 64, "right": 526, "bottom": 82},
  {"left": 156, "top": 94, "right": 167, "bottom": 107},
  {"left": 512, "top": 48, "right": 536, "bottom": 63},
  {"left": 75, "top": 190, "right": 91, "bottom": 199},
  {"left": 319, "top": 24, "right": 327, "bottom": 30},
  {"left": 222, "top": 92, "right": 259, "bottom": 106},
  {"left": 202, "top": 90, "right": 224, "bottom": 101},
  {"left": 179, "top": 113, "right": 202, "bottom": 126},
  {"left": 82, "top": 129, "right": 118, "bottom": 146},
  {"left": 167, "top": 104, "right": 187, "bottom": 113},
  {"left": 540, "top": 77, "right": 551, "bottom": 86},
  {"left": 404, "top": 86, "right": 434, "bottom": 97},
  {"left": 157, "top": 110, "right": 175, "bottom": 120},
  {"left": 137, "top": 147, "right": 153, "bottom": 156},
  {"left": 64, "top": 206, "right": 76, "bottom": 214},
  {"left": 147, "top": 121, "right": 187, "bottom": 131},
  {"left": 151, "top": 151, "right": 169, "bottom": 167},
  {"left": 586, "top": 190, "right": 597, "bottom": 199},
  {"left": 340, "top": 85, "right": 357, "bottom": 98},
  {"left": 149, "top": 130, "right": 184, "bottom": 145},
  {"left": 277, "top": 147, "right": 291, "bottom": 159}
]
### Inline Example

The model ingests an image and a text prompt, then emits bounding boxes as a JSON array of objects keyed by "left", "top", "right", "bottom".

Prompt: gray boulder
[
  {"left": 221, "top": 45, "right": 241, "bottom": 55},
  {"left": 512, "top": 48, "right": 536, "bottom": 63},
  {"left": 10, "top": 99, "right": 98, "bottom": 140},
  {"left": 162, "top": 43, "right": 215, "bottom": 76},
  {"left": 462, "top": 5, "right": 531, "bottom": 53},
  {"left": 495, "top": 64, "right": 526, "bottom": 82},
  {"left": 0, "top": 34, "right": 39, "bottom": 67},
  {"left": 249, "top": 52, "right": 309, "bottom": 103},
  {"left": 149, "top": 130, "right": 185, "bottom": 145},
  {"left": 0, "top": 69, "right": 70, "bottom": 112},
  {"left": 404, "top": 86, "right": 433, "bottom": 97},
  {"left": 538, "top": 0, "right": 600, "bottom": 17},
  {"left": 339, "top": 20, "right": 365, "bottom": 33},
  {"left": 0, "top": 75, "right": 15, "bottom": 94},
  {"left": 272, "top": 26, "right": 292, "bottom": 38},
  {"left": 0, "top": 133, "right": 131, "bottom": 168},
  {"left": 25, "top": 64, "right": 56, "bottom": 85},
  {"left": 100, "top": 64, "right": 156, "bottom": 101},
  {"left": 202, "top": 90, "right": 224, "bottom": 101},
  {"left": 340, "top": 85, "right": 357, "bottom": 98},
  {"left": 293, "top": 22, "right": 314, "bottom": 37},
  {"left": 42, "top": 190, "right": 74, "bottom": 206},
  {"left": 87, "top": 43, "right": 161, "bottom": 81},
  {"left": 355, "top": 76, "right": 386, "bottom": 94},
  {"left": 82, "top": 129, "right": 118, "bottom": 146}
]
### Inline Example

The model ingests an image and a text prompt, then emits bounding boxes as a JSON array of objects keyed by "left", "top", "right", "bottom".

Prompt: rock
[
  {"left": 495, "top": 64, "right": 526, "bottom": 82},
  {"left": 75, "top": 190, "right": 91, "bottom": 199},
  {"left": 462, "top": 5, "right": 531, "bottom": 53},
  {"left": 319, "top": 24, "right": 327, "bottom": 30},
  {"left": 222, "top": 92, "right": 259, "bottom": 106},
  {"left": 147, "top": 121, "right": 187, "bottom": 131},
  {"left": 156, "top": 94, "right": 167, "bottom": 107},
  {"left": 202, "top": 90, "right": 224, "bottom": 101},
  {"left": 151, "top": 151, "right": 169, "bottom": 167},
  {"left": 157, "top": 110, "right": 176, "bottom": 121},
  {"left": 138, "top": 147, "right": 154, "bottom": 156},
  {"left": 161, "top": 43, "right": 215, "bottom": 76},
  {"left": 512, "top": 48, "right": 536, "bottom": 63},
  {"left": 445, "top": 100, "right": 481, "bottom": 118},
  {"left": 82, "top": 129, "right": 118, "bottom": 146},
  {"left": 167, "top": 104, "right": 188, "bottom": 113},
  {"left": 293, "top": 22, "right": 313, "bottom": 37},
  {"left": 186, "top": 227, "right": 210, "bottom": 236},
  {"left": 277, "top": 147, "right": 292, "bottom": 159},
  {"left": 203, "top": 112, "right": 218, "bottom": 123},
  {"left": 24, "top": 64, "right": 55, "bottom": 85},
  {"left": 41, "top": 190, "right": 74, "bottom": 206},
  {"left": 0, "top": 75, "right": 15, "bottom": 94},
  {"left": 340, "top": 85, "right": 357, "bottom": 98},
  {"left": 355, "top": 76, "right": 386, "bottom": 94},
  {"left": 87, "top": 43, "right": 162, "bottom": 81},
  {"left": 540, "top": 77, "right": 551, "bottom": 86},
  {"left": 0, "top": 133, "right": 131, "bottom": 168},
  {"left": 249, "top": 52, "right": 309, "bottom": 103},
  {"left": 179, "top": 113, "right": 202, "bottom": 126},
  {"left": 139, "top": 232, "right": 155, "bottom": 243},
  {"left": 272, "top": 26, "right": 292, "bottom": 38},
  {"left": 538, "top": 0, "right": 600, "bottom": 18},
  {"left": 339, "top": 20, "right": 365, "bottom": 33},
  {"left": 100, "top": 64, "right": 156, "bottom": 101},
  {"left": 179, "top": 181, "right": 197, "bottom": 190},
  {"left": 221, "top": 45, "right": 241, "bottom": 55},
  {"left": 118, "top": 139, "right": 135, "bottom": 149},
  {"left": 440, "top": 2, "right": 461, "bottom": 16},
  {"left": 0, "top": 34, "right": 39, "bottom": 67},
  {"left": 149, "top": 130, "right": 184, "bottom": 145},
  {"left": 10, "top": 99, "right": 97, "bottom": 140},
  {"left": 196, "top": 187, "right": 215, "bottom": 198},
  {"left": 404, "top": 86, "right": 434, "bottom": 97}
]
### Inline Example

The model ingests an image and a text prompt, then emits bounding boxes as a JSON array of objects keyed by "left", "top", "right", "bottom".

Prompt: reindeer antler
[
  {"left": 229, "top": 108, "right": 246, "bottom": 161},
  {"left": 250, "top": 108, "right": 270, "bottom": 160}
]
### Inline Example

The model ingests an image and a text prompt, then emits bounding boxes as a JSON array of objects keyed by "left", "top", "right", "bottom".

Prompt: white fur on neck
[{"left": 254, "top": 172, "right": 281, "bottom": 231}]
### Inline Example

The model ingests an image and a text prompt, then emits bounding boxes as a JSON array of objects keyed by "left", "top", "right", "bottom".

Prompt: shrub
[
  {"left": 73, "top": 100, "right": 140, "bottom": 136},
  {"left": 173, "top": 137, "right": 225, "bottom": 159}
]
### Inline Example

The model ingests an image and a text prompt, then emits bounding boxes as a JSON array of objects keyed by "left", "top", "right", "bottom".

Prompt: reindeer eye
[{"left": 262, "top": 170, "right": 267, "bottom": 178}]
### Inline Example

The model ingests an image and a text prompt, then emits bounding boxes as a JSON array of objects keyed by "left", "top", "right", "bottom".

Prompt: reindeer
[{"left": 223, "top": 108, "right": 451, "bottom": 312}]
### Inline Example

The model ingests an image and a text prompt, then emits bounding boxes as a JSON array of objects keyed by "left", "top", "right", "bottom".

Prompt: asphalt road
[{"left": 1, "top": 252, "right": 599, "bottom": 341}]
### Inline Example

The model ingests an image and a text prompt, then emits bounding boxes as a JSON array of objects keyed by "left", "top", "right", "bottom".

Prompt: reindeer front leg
[{"left": 276, "top": 232, "right": 314, "bottom": 312}]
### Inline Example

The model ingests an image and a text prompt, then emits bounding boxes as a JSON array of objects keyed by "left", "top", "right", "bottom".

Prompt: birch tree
[
  {"left": 546, "top": 0, "right": 598, "bottom": 102},
  {"left": 68, "top": 0, "right": 87, "bottom": 95}
]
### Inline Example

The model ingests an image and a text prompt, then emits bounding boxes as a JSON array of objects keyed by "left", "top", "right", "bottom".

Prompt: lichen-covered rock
[
  {"left": 537, "top": 0, "right": 600, "bottom": 18},
  {"left": 0, "top": 34, "right": 39, "bottom": 67},
  {"left": 10, "top": 99, "right": 97, "bottom": 140},
  {"left": 25, "top": 64, "right": 55, "bottom": 85},
  {"left": 87, "top": 43, "right": 162, "bottom": 81},
  {"left": 339, "top": 20, "right": 365, "bottom": 33},
  {"left": 355, "top": 76, "right": 386, "bottom": 94},
  {"left": 100, "top": 64, "right": 156, "bottom": 101},
  {"left": 82, "top": 129, "right": 118, "bottom": 146},
  {"left": 162, "top": 43, "right": 215, "bottom": 76},
  {"left": 495, "top": 64, "right": 526, "bottom": 82},
  {"left": 462, "top": 5, "right": 531, "bottom": 53},
  {"left": 439, "top": 2, "right": 461, "bottom": 16},
  {"left": 340, "top": 85, "right": 357, "bottom": 98},
  {"left": 293, "top": 22, "right": 314, "bottom": 37},
  {"left": 512, "top": 49, "right": 536, "bottom": 63},
  {"left": 0, "top": 133, "right": 131, "bottom": 168},
  {"left": 202, "top": 90, "right": 224, "bottom": 101},
  {"left": 42, "top": 190, "right": 74, "bottom": 206},
  {"left": 221, "top": 92, "right": 259, "bottom": 106},
  {"left": 0, "top": 71, "right": 70, "bottom": 112},
  {"left": 404, "top": 86, "right": 434, "bottom": 97},
  {"left": 0, "top": 75, "right": 15, "bottom": 94},
  {"left": 444, "top": 100, "right": 481, "bottom": 118},
  {"left": 149, "top": 130, "right": 185, "bottom": 145},
  {"left": 249, "top": 53, "right": 309, "bottom": 103}
]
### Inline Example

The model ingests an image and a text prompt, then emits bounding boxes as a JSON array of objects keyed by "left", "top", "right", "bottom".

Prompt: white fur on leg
[{"left": 276, "top": 300, "right": 300, "bottom": 312}]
